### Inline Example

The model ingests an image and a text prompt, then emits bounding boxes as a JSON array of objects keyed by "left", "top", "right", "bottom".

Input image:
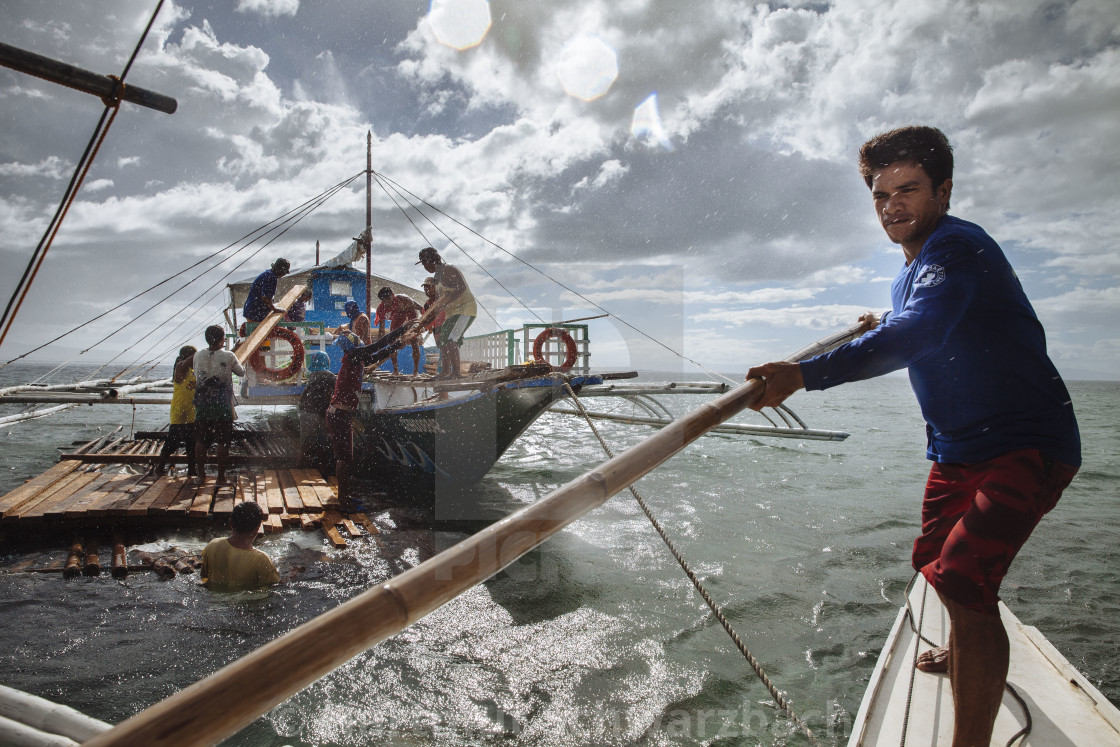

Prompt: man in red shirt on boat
[
  {"left": 373, "top": 286, "right": 423, "bottom": 375},
  {"left": 415, "top": 247, "right": 476, "bottom": 379},
  {"left": 745, "top": 126, "right": 1080, "bottom": 747},
  {"left": 326, "top": 323, "right": 417, "bottom": 510}
]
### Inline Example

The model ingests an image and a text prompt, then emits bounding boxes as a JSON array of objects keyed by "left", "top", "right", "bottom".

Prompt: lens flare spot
[
  {"left": 556, "top": 36, "right": 618, "bottom": 101},
  {"left": 428, "top": 0, "right": 491, "bottom": 51},
  {"left": 631, "top": 93, "right": 673, "bottom": 151}
]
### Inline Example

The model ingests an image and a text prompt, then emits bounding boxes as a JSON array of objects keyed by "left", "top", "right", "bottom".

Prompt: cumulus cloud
[
  {"left": 235, "top": 0, "right": 299, "bottom": 19},
  {"left": 0, "top": 0, "right": 1117, "bottom": 376}
]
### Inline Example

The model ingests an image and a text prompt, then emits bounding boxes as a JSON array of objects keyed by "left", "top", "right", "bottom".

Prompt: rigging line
[
  {"left": 371, "top": 171, "right": 545, "bottom": 329},
  {"left": 115, "top": 320, "right": 207, "bottom": 381},
  {"left": 0, "top": 171, "right": 363, "bottom": 370},
  {"left": 112, "top": 175, "right": 352, "bottom": 375},
  {"left": 84, "top": 178, "right": 357, "bottom": 377},
  {"left": 80, "top": 175, "right": 360, "bottom": 358},
  {"left": 373, "top": 170, "right": 737, "bottom": 385},
  {"left": 0, "top": 0, "right": 166, "bottom": 357},
  {"left": 368, "top": 172, "right": 505, "bottom": 330},
  {"left": 561, "top": 381, "right": 821, "bottom": 747}
]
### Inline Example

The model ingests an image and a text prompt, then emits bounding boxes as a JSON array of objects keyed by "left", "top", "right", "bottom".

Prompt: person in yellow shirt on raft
[
  {"left": 200, "top": 502, "right": 280, "bottom": 590},
  {"left": 152, "top": 345, "right": 197, "bottom": 478}
]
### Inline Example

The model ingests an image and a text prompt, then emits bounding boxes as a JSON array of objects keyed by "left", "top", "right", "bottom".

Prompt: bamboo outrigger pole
[
  {"left": 0, "top": 41, "right": 177, "bottom": 114},
  {"left": 84, "top": 320, "right": 873, "bottom": 747}
]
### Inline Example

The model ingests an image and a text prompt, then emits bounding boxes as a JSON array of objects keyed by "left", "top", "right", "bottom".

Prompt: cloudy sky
[{"left": 1, "top": 0, "right": 1118, "bottom": 378}]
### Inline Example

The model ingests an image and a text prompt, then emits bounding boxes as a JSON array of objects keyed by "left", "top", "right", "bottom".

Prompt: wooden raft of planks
[
  {"left": 58, "top": 424, "right": 298, "bottom": 466},
  {"left": 0, "top": 462, "right": 363, "bottom": 548}
]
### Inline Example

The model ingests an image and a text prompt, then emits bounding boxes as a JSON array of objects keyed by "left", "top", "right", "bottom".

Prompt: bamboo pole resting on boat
[
  {"left": 84, "top": 320, "right": 872, "bottom": 747},
  {"left": 0, "top": 683, "right": 111, "bottom": 743}
]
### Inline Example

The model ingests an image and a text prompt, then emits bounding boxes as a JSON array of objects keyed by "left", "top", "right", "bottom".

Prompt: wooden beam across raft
[{"left": 82, "top": 320, "right": 872, "bottom": 747}]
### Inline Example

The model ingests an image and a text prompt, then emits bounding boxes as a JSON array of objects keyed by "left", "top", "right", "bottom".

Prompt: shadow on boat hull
[{"left": 350, "top": 373, "right": 590, "bottom": 489}]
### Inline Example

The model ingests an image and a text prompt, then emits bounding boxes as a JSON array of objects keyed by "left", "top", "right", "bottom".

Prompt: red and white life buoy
[
  {"left": 248, "top": 325, "right": 305, "bottom": 381},
  {"left": 532, "top": 328, "right": 578, "bottom": 371}
]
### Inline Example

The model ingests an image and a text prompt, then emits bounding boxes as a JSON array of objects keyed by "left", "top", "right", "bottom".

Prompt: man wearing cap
[
  {"left": 415, "top": 247, "right": 476, "bottom": 379},
  {"left": 242, "top": 258, "right": 291, "bottom": 323},
  {"left": 374, "top": 286, "right": 423, "bottom": 375},
  {"left": 331, "top": 300, "right": 371, "bottom": 346}
]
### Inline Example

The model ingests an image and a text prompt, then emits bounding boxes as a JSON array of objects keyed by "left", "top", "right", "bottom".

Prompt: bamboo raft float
[{"left": 0, "top": 425, "right": 374, "bottom": 555}]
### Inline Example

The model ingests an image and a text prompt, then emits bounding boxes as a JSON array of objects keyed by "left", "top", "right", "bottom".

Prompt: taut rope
[{"left": 563, "top": 382, "right": 820, "bottom": 746}]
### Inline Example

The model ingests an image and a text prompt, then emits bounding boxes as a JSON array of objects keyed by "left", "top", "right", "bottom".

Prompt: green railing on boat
[
  {"left": 237, "top": 321, "right": 591, "bottom": 375},
  {"left": 461, "top": 323, "right": 589, "bottom": 373}
]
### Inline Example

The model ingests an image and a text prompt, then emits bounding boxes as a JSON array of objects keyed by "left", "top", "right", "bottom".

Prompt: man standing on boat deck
[
  {"left": 415, "top": 247, "right": 476, "bottom": 379},
  {"left": 745, "top": 126, "right": 1080, "bottom": 747},
  {"left": 193, "top": 325, "right": 246, "bottom": 486},
  {"left": 242, "top": 258, "right": 291, "bottom": 324},
  {"left": 374, "top": 286, "right": 423, "bottom": 375}
]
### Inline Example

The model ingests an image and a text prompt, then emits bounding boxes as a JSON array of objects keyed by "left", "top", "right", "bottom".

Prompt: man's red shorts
[
  {"left": 913, "top": 449, "right": 1077, "bottom": 615},
  {"left": 326, "top": 407, "right": 354, "bottom": 462}
]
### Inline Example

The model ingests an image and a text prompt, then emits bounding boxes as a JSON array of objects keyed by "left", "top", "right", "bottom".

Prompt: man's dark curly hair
[{"left": 858, "top": 126, "right": 954, "bottom": 199}]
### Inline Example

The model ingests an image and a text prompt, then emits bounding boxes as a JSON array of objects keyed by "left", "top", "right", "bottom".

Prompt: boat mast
[{"left": 365, "top": 131, "right": 373, "bottom": 321}]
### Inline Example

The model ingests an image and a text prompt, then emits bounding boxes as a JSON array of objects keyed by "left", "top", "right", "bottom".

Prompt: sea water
[{"left": 0, "top": 364, "right": 1117, "bottom": 746}]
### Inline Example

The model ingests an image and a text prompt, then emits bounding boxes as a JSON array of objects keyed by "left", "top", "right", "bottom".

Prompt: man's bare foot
[{"left": 916, "top": 645, "right": 949, "bottom": 672}]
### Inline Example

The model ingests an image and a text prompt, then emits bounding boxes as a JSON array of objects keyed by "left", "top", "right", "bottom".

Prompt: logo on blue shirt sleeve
[{"left": 915, "top": 264, "right": 946, "bottom": 288}]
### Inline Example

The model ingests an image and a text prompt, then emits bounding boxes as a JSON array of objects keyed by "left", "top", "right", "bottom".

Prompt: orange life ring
[
  {"left": 532, "top": 328, "right": 578, "bottom": 371},
  {"left": 249, "top": 325, "right": 305, "bottom": 382}
]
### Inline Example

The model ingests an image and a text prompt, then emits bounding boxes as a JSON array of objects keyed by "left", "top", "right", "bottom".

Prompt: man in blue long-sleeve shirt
[{"left": 746, "top": 126, "right": 1080, "bottom": 747}]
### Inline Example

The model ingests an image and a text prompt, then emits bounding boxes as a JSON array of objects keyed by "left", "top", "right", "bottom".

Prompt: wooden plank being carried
[
  {"left": 0, "top": 459, "right": 82, "bottom": 517},
  {"left": 233, "top": 284, "right": 308, "bottom": 366}
]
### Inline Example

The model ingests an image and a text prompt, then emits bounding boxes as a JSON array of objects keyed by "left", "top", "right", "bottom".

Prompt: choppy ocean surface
[{"left": 0, "top": 363, "right": 1117, "bottom": 746}]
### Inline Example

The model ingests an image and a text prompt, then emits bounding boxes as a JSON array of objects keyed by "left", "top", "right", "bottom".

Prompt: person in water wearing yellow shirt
[
  {"left": 200, "top": 502, "right": 280, "bottom": 590},
  {"left": 153, "top": 345, "right": 197, "bottom": 477}
]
